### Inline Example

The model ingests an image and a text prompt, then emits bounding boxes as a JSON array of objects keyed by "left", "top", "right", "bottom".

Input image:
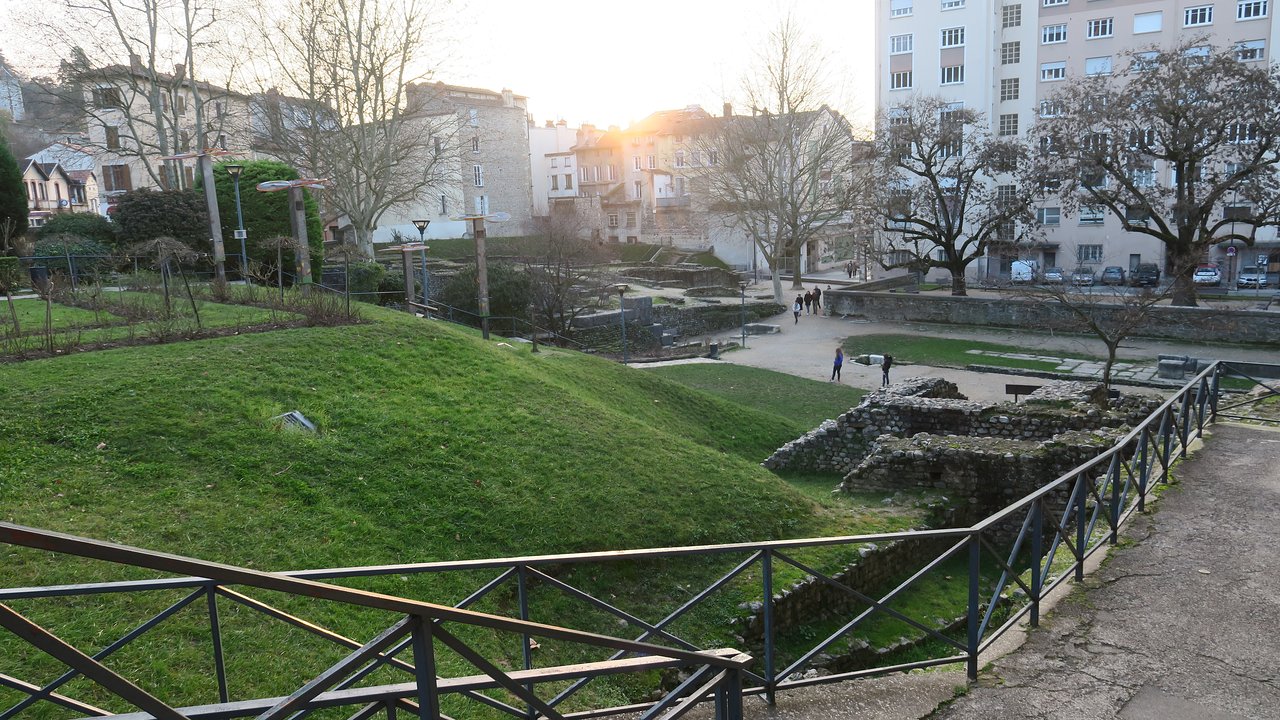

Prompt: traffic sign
[
  {"left": 1261, "top": 254, "right": 1270, "bottom": 267},
  {"left": 1226, "top": 245, "right": 1237, "bottom": 256}
]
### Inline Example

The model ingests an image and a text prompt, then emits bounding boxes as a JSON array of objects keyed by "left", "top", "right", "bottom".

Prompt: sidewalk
[{"left": 933, "top": 422, "right": 1280, "bottom": 719}]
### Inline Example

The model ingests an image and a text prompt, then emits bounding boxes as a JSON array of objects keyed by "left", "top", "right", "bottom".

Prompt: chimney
[
  {"left": 723, "top": 102, "right": 732, "bottom": 118},
  {"left": 173, "top": 63, "right": 186, "bottom": 82},
  {"left": 128, "top": 53, "right": 142, "bottom": 72},
  {"left": 556, "top": 119, "right": 567, "bottom": 127},
  {"left": 501, "top": 88, "right": 514, "bottom": 107},
  {"left": 545, "top": 119, "right": 554, "bottom": 128}
]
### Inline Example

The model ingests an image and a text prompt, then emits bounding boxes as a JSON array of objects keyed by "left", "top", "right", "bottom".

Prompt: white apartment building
[
  {"left": 529, "top": 119, "right": 578, "bottom": 216},
  {"left": 877, "top": 0, "right": 1280, "bottom": 280}
]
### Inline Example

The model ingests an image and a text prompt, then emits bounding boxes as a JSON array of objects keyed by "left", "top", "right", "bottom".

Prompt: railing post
[
  {"left": 206, "top": 585, "right": 228, "bottom": 704},
  {"left": 1137, "top": 430, "right": 1149, "bottom": 513},
  {"left": 1074, "top": 473, "right": 1087, "bottom": 582},
  {"left": 1030, "top": 501, "right": 1043, "bottom": 628},
  {"left": 725, "top": 669, "right": 743, "bottom": 719},
  {"left": 517, "top": 565, "right": 534, "bottom": 720},
  {"left": 1210, "top": 364, "right": 1221, "bottom": 424},
  {"left": 1160, "top": 409, "right": 1173, "bottom": 485},
  {"left": 1195, "top": 377, "right": 1208, "bottom": 435},
  {"left": 966, "top": 533, "right": 981, "bottom": 681},
  {"left": 1178, "top": 390, "right": 1192, "bottom": 459},
  {"left": 1108, "top": 454, "right": 1121, "bottom": 545},
  {"left": 409, "top": 615, "right": 440, "bottom": 720},
  {"left": 761, "top": 549, "right": 776, "bottom": 706}
]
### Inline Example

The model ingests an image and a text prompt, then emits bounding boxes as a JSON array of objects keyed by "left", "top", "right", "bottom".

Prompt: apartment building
[
  {"left": 877, "top": 0, "right": 1280, "bottom": 280},
  {"left": 529, "top": 119, "right": 578, "bottom": 215}
]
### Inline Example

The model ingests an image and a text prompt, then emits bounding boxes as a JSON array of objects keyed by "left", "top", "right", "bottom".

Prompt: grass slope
[
  {"left": 842, "top": 333, "right": 1087, "bottom": 373},
  {"left": 649, "top": 364, "right": 865, "bottom": 431}
]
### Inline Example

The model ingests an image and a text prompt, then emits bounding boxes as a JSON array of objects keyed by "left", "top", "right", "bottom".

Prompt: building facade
[
  {"left": 529, "top": 119, "right": 578, "bottom": 216},
  {"left": 877, "top": 0, "right": 1280, "bottom": 281}
]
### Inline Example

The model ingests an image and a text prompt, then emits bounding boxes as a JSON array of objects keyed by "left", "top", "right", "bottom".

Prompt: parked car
[
  {"left": 1043, "top": 266, "right": 1065, "bottom": 284},
  {"left": 1070, "top": 267, "right": 1096, "bottom": 286},
  {"left": 1237, "top": 266, "right": 1270, "bottom": 289},
  {"left": 1010, "top": 260, "right": 1039, "bottom": 284},
  {"left": 1100, "top": 266, "right": 1126, "bottom": 285},
  {"left": 1132, "top": 263, "right": 1161, "bottom": 287},
  {"left": 1193, "top": 264, "right": 1222, "bottom": 286}
]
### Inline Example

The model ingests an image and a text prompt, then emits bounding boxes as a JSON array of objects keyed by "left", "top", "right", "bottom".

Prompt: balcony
[{"left": 655, "top": 195, "right": 690, "bottom": 209}]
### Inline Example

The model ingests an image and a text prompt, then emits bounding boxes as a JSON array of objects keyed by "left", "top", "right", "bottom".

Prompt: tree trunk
[
  {"left": 768, "top": 255, "right": 785, "bottom": 301},
  {"left": 355, "top": 225, "right": 377, "bottom": 261},
  {"left": 950, "top": 271, "right": 967, "bottom": 296},
  {"left": 1103, "top": 342, "right": 1118, "bottom": 389},
  {"left": 790, "top": 244, "right": 804, "bottom": 290},
  {"left": 1169, "top": 270, "right": 1198, "bottom": 307}
]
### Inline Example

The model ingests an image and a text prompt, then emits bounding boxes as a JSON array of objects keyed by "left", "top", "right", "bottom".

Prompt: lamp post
[
  {"left": 412, "top": 219, "right": 431, "bottom": 307},
  {"left": 739, "top": 281, "right": 748, "bottom": 349},
  {"left": 226, "top": 164, "right": 247, "bottom": 280},
  {"left": 617, "top": 284, "right": 629, "bottom": 364}
]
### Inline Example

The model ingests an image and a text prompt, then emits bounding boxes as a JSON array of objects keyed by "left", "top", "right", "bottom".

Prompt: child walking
[{"left": 831, "top": 347, "right": 844, "bottom": 382}]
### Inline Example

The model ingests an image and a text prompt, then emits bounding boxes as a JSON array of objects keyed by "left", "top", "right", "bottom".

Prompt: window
[
  {"left": 471, "top": 137, "right": 479, "bottom": 153},
  {"left": 1086, "top": 17, "right": 1113, "bottom": 38},
  {"left": 1238, "top": 0, "right": 1268, "bottom": 20},
  {"left": 580, "top": 167, "right": 588, "bottom": 182},
  {"left": 1079, "top": 206, "right": 1105, "bottom": 225},
  {"left": 563, "top": 157, "right": 572, "bottom": 167},
  {"left": 633, "top": 180, "right": 641, "bottom": 198},
  {"left": 1132, "top": 51, "right": 1159, "bottom": 71},
  {"left": 647, "top": 155, "right": 655, "bottom": 169},
  {"left": 591, "top": 166, "right": 599, "bottom": 182},
  {"left": 1078, "top": 244, "right": 1104, "bottom": 262},
  {"left": 1038, "top": 207, "right": 1061, "bottom": 225},
  {"left": 440, "top": 194, "right": 447, "bottom": 215},
  {"left": 550, "top": 175, "right": 558, "bottom": 191},
  {"left": 625, "top": 211, "right": 637, "bottom": 228},
  {"left": 891, "top": 0, "right": 912, "bottom": 16},
  {"left": 564, "top": 174, "right": 573, "bottom": 190},
  {"left": 890, "top": 70, "right": 913, "bottom": 89},
  {"left": 1082, "top": 167, "right": 1107, "bottom": 189},
  {"left": 941, "top": 65, "right": 965, "bottom": 84},
  {"left": 1039, "top": 134, "right": 1060, "bottom": 155},
  {"left": 633, "top": 156, "right": 641, "bottom": 170},
  {"left": 708, "top": 149, "right": 719, "bottom": 165},
  {"left": 93, "top": 86, "right": 123, "bottom": 109},
  {"left": 1227, "top": 122, "right": 1261, "bottom": 143},
  {"left": 1000, "top": 78, "right": 1020, "bottom": 101},
  {"left": 175, "top": 95, "right": 186, "bottom": 115},
  {"left": 675, "top": 150, "right": 686, "bottom": 167},
  {"left": 1039, "top": 99, "right": 1064, "bottom": 117},
  {"left": 1085, "top": 56, "right": 1112, "bottom": 76},
  {"left": 1041, "top": 61, "right": 1066, "bottom": 81},
  {"left": 998, "top": 113, "right": 1019, "bottom": 136},
  {"left": 607, "top": 164, "right": 616, "bottom": 181},
  {"left": 890, "top": 34, "right": 913, "bottom": 54},
  {"left": 1129, "top": 167, "right": 1155, "bottom": 187},
  {"left": 102, "top": 164, "right": 132, "bottom": 192},
  {"left": 1133, "top": 11, "right": 1162, "bottom": 33},
  {"left": 1125, "top": 206, "right": 1151, "bottom": 224},
  {"left": 1040, "top": 174, "right": 1062, "bottom": 192},
  {"left": 940, "top": 104, "right": 965, "bottom": 156},
  {"left": 1237, "top": 39, "right": 1266, "bottom": 61},
  {"left": 1184, "top": 45, "right": 1211, "bottom": 62},
  {"left": 1127, "top": 128, "right": 1155, "bottom": 149},
  {"left": 1042, "top": 23, "right": 1066, "bottom": 44},
  {"left": 1001, "top": 42, "right": 1021, "bottom": 65},
  {"left": 607, "top": 213, "right": 619, "bottom": 227},
  {"left": 941, "top": 0, "right": 964, "bottom": 9},
  {"left": 105, "top": 126, "right": 120, "bottom": 149},
  {"left": 1184, "top": 5, "right": 1212, "bottom": 26},
  {"left": 473, "top": 164, "right": 483, "bottom": 186},
  {"left": 468, "top": 109, "right": 479, "bottom": 126},
  {"left": 1002, "top": 4, "right": 1021, "bottom": 28},
  {"left": 550, "top": 158, "right": 558, "bottom": 168},
  {"left": 1225, "top": 204, "right": 1252, "bottom": 220},
  {"left": 941, "top": 27, "right": 965, "bottom": 47},
  {"left": 1043, "top": 0, "right": 1067, "bottom": 5}
]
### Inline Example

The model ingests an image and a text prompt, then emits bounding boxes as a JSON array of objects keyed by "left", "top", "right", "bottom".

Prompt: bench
[{"left": 1006, "top": 383, "right": 1042, "bottom": 401}]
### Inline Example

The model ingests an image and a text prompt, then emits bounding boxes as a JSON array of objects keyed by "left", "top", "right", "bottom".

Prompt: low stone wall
[
  {"left": 652, "top": 302, "right": 784, "bottom": 338},
  {"left": 762, "top": 378, "right": 1140, "bottom": 475},
  {"left": 619, "top": 264, "right": 741, "bottom": 289},
  {"left": 571, "top": 300, "right": 783, "bottom": 353},
  {"left": 825, "top": 290, "right": 1280, "bottom": 343}
]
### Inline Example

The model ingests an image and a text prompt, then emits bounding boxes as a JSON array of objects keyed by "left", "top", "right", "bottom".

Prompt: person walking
[
  {"left": 845, "top": 260, "right": 854, "bottom": 279},
  {"left": 813, "top": 286, "right": 822, "bottom": 312},
  {"left": 793, "top": 295, "right": 803, "bottom": 324},
  {"left": 881, "top": 354, "right": 894, "bottom": 387},
  {"left": 831, "top": 347, "right": 844, "bottom": 382},
  {"left": 803, "top": 290, "right": 813, "bottom": 314}
]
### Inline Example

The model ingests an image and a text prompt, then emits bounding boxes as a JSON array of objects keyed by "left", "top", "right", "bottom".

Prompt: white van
[{"left": 1010, "top": 260, "right": 1038, "bottom": 284}]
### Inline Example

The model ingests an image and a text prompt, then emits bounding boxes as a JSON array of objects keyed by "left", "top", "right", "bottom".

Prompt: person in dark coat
[
  {"left": 831, "top": 347, "right": 844, "bottom": 382},
  {"left": 803, "top": 290, "right": 813, "bottom": 314},
  {"left": 881, "top": 354, "right": 894, "bottom": 387},
  {"left": 793, "top": 295, "right": 803, "bottom": 324},
  {"left": 813, "top": 286, "right": 822, "bottom": 311},
  {"left": 845, "top": 260, "right": 854, "bottom": 279}
]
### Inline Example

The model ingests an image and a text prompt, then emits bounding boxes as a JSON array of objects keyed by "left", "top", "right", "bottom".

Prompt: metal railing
[{"left": 1, "top": 361, "right": 1276, "bottom": 719}]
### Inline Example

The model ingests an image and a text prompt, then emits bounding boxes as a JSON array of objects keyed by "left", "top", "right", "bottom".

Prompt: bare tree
[
  {"left": 690, "top": 16, "right": 869, "bottom": 301},
  {"left": 1031, "top": 40, "right": 1280, "bottom": 307},
  {"left": 252, "top": 0, "right": 457, "bottom": 259},
  {"left": 524, "top": 211, "right": 602, "bottom": 340},
  {"left": 30, "top": 0, "right": 241, "bottom": 191},
  {"left": 871, "top": 95, "right": 1038, "bottom": 296}
]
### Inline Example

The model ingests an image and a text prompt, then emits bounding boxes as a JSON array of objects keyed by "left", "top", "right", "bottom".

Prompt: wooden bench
[{"left": 1006, "top": 383, "right": 1042, "bottom": 401}]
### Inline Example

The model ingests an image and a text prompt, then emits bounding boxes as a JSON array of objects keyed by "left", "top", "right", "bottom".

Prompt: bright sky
[
  {"left": 0, "top": 0, "right": 876, "bottom": 130},
  {"left": 447, "top": 0, "right": 877, "bottom": 129}
]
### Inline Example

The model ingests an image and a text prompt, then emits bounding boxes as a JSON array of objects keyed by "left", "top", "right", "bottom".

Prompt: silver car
[{"left": 1237, "top": 266, "right": 1270, "bottom": 289}]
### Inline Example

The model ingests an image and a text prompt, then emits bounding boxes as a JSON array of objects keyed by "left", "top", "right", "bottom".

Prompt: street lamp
[
  {"left": 412, "top": 219, "right": 431, "bottom": 306},
  {"left": 225, "top": 164, "right": 247, "bottom": 280},
  {"left": 739, "top": 281, "right": 748, "bottom": 349},
  {"left": 616, "top": 284, "right": 629, "bottom": 364}
]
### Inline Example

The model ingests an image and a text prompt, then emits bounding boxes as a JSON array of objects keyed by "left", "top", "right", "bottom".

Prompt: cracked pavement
[{"left": 931, "top": 422, "right": 1280, "bottom": 720}]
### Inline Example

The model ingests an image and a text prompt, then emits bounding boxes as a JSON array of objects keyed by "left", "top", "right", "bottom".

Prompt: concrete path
[{"left": 931, "top": 422, "right": 1280, "bottom": 720}]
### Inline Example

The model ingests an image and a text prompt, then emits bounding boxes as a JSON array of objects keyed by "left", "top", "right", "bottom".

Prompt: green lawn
[
  {"left": 2, "top": 298, "right": 127, "bottom": 333},
  {"left": 649, "top": 363, "right": 865, "bottom": 430},
  {"left": 843, "top": 333, "right": 1093, "bottom": 373},
  {"left": 0, "top": 307, "right": 924, "bottom": 714}
]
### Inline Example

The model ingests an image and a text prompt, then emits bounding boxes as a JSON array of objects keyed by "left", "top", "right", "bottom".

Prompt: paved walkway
[{"left": 933, "top": 422, "right": 1280, "bottom": 720}]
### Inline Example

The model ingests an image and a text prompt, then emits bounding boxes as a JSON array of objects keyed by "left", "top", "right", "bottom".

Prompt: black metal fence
[{"left": 1, "top": 362, "right": 1276, "bottom": 720}]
